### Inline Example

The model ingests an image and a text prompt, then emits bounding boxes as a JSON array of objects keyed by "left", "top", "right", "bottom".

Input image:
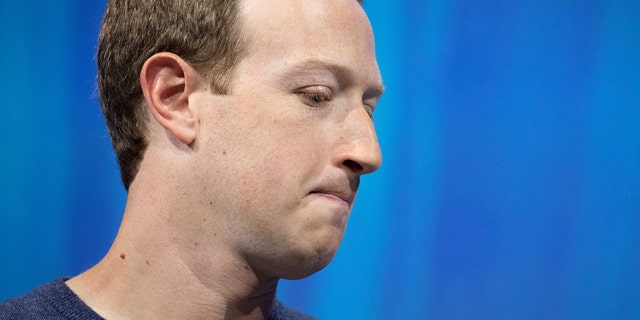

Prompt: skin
[{"left": 67, "top": 0, "right": 383, "bottom": 319}]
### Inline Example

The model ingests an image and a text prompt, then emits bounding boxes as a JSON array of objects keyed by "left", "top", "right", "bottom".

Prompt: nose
[{"left": 334, "top": 106, "right": 382, "bottom": 175}]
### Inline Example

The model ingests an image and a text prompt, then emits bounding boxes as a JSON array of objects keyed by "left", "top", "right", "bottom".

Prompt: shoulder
[
  {"left": 0, "top": 278, "right": 102, "bottom": 320},
  {"left": 0, "top": 279, "right": 65, "bottom": 320},
  {"left": 270, "top": 301, "right": 316, "bottom": 320}
]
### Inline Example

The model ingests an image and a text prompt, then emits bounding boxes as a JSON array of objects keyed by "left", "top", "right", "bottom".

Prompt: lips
[
  {"left": 309, "top": 173, "right": 359, "bottom": 208},
  {"left": 309, "top": 188, "right": 356, "bottom": 207}
]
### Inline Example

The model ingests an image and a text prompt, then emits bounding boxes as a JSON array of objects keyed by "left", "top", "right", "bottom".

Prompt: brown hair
[{"left": 98, "top": 0, "right": 243, "bottom": 190}]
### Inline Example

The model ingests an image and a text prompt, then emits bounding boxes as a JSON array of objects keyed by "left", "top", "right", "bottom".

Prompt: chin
[
  {"left": 279, "top": 253, "right": 335, "bottom": 280},
  {"left": 278, "top": 233, "right": 344, "bottom": 280},
  {"left": 249, "top": 225, "right": 347, "bottom": 280}
]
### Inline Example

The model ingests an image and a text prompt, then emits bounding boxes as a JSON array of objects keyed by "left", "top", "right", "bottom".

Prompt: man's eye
[
  {"left": 297, "top": 86, "right": 333, "bottom": 106},
  {"left": 364, "top": 104, "right": 375, "bottom": 119}
]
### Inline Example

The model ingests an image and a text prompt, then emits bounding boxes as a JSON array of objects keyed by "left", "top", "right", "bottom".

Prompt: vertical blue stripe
[{"left": 0, "top": 0, "right": 72, "bottom": 297}]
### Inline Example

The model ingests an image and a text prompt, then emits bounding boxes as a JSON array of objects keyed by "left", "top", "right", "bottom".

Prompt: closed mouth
[{"left": 309, "top": 190, "right": 355, "bottom": 206}]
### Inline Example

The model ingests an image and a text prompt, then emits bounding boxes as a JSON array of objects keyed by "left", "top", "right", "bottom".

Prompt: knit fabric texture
[{"left": 0, "top": 278, "right": 313, "bottom": 320}]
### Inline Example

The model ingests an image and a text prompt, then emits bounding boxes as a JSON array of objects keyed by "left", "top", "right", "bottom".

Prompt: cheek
[
  {"left": 240, "top": 115, "right": 327, "bottom": 179},
  {"left": 232, "top": 132, "right": 328, "bottom": 223},
  {"left": 234, "top": 136, "right": 315, "bottom": 194},
  {"left": 200, "top": 96, "right": 332, "bottom": 206}
]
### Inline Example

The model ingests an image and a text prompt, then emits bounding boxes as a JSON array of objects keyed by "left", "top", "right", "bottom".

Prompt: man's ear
[{"left": 140, "top": 52, "right": 203, "bottom": 145}]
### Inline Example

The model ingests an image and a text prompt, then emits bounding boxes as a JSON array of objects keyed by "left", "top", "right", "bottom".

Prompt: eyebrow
[
  {"left": 282, "top": 58, "right": 385, "bottom": 97},
  {"left": 366, "top": 83, "right": 386, "bottom": 100}
]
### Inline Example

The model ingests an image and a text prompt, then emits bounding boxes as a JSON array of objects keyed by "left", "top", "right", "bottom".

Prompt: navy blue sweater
[{"left": 0, "top": 278, "right": 313, "bottom": 319}]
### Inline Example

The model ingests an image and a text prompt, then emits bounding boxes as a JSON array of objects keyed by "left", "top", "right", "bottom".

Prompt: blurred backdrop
[{"left": 1, "top": 1, "right": 639, "bottom": 319}]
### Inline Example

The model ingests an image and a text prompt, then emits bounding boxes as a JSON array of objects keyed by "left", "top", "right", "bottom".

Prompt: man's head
[
  {"left": 98, "top": 0, "right": 365, "bottom": 190},
  {"left": 99, "top": 0, "right": 380, "bottom": 280}
]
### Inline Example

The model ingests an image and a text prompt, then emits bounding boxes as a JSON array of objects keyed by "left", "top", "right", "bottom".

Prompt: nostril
[{"left": 343, "top": 159, "right": 363, "bottom": 173}]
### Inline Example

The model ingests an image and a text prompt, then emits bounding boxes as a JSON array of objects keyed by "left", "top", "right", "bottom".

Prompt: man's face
[{"left": 191, "top": 0, "right": 382, "bottom": 279}]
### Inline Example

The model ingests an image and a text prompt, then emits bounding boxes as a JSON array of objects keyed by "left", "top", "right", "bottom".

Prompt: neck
[{"left": 67, "top": 185, "right": 279, "bottom": 320}]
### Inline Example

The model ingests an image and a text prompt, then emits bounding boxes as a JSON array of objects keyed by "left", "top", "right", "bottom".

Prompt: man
[{"left": 0, "top": 0, "right": 383, "bottom": 318}]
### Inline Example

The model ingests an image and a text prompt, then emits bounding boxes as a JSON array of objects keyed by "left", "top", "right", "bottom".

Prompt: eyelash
[
  {"left": 295, "top": 87, "right": 376, "bottom": 120},
  {"left": 364, "top": 104, "right": 375, "bottom": 119},
  {"left": 297, "top": 87, "right": 333, "bottom": 106}
]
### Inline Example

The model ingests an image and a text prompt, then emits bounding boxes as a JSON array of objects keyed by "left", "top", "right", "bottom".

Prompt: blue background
[{"left": 1, "top": 1, "right": 639, "bottom": 319}]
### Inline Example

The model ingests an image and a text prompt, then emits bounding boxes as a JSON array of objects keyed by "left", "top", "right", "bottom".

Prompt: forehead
[{"left": 236, "top": 0, "right": 381, "bottom": 85}]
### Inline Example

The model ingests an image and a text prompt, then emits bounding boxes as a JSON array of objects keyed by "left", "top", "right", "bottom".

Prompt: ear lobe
[{"left": 141, "top": 52, "right": 201, "bottom": 145}]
